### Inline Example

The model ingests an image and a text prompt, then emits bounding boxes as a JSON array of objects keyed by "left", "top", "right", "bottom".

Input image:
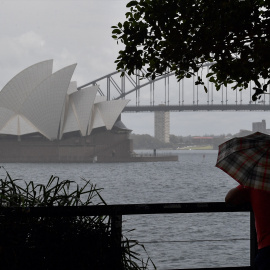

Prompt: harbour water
[{"left": 0, "top": 150, "right": 250, "bottom": 269}]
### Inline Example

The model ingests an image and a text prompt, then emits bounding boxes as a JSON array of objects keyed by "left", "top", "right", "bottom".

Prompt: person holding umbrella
[{"left": 216, "top": 132, "right": 270, "bottom": 270}]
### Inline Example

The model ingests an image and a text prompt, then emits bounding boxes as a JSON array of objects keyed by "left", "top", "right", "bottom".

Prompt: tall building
[
  {"left": 252, "top": 120, "right": 267, "bottom": 133},
  {"left": 154, "top": 106, "right": 170, "bottom": 143}
]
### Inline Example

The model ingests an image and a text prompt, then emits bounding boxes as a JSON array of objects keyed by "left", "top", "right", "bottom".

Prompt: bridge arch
[
  {"left": 78, "top": 69, "right": 177, "bottom": 106},
  {"left": 78, "top": 66, "right": 270, "bottom": 110}
]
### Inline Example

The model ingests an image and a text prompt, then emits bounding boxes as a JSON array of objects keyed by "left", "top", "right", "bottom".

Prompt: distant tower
[
  {"left": 154, "top": 105, "right": 170, "bottom": 143},
  {"left": 252, "top": 119, "right": 267, "bottom": 133}
]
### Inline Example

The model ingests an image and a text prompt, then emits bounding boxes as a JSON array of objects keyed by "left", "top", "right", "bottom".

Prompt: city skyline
[{"left": 132, "top": 118, "right": 268, "bottom": 137}]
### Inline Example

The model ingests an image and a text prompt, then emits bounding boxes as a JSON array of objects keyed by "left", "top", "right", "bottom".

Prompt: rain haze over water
[{"left": 0, "top": 0, "right": 270, "bottom": 136}]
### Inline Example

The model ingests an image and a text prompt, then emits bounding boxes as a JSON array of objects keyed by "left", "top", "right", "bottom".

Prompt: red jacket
[{"left": 237, "top": 185, "right": 270, "bottom": 249}]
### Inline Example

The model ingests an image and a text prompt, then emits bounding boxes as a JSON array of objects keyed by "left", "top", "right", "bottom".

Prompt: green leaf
[
  {"left": 209, "top": 77, "right": 216, "bottom": 83},
  {"left": 125, "top": 12, "right": 132, "bottom": 18},
  {"left": 126, "top": 0, "right": 138, "bottom": 8},
  {"left": 254, "top": 80, "right": 261, "bottom": 88},
  {"left": 206, "top": 72, "right": 214, "bottom": 78},
  {"left": 134, "top": 12, "right": 141, "bottom": 21},
  {"left": 112, "top": 29, "right": 121, "bottom": 34}
]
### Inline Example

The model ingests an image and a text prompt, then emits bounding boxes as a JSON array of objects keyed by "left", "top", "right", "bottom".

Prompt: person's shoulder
[
  {"left": 225, "top": 185, "right": 250, "bottom": 205},
  {"left": 236, "top": 185, "right": 249, "bottom": 191}
]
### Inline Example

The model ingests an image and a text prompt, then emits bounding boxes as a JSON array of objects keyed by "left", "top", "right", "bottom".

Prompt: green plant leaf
[{"left": 126, "top": 1, "right": 138, "bottom": 8}]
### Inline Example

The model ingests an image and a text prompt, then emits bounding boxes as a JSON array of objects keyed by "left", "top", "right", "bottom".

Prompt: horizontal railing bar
[
  {"left": 0, "top": 202, "right": 251, "bottom": 217},
  {"left": 164, "top": 267, "right": 251, "bottom": 270},
  {"left": 140, "top": 238, "right": 250, "bottom": 244}
]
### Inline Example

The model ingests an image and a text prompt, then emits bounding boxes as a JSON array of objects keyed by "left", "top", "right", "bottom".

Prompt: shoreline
[{"left": 96, "top": 155, "right": 179, "bottom": 163}]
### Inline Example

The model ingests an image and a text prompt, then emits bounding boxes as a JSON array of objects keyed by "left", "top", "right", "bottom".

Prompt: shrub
[{"left": 0, "top": 167, "right": 155, "bottom": 270}]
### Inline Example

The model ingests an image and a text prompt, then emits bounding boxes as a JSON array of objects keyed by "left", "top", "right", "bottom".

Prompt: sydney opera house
[{"left": 0, "top": 60, "right": 133, "bottom": 162}]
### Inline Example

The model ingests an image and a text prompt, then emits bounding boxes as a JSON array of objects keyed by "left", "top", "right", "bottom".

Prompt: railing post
[
  {"left": 250, "top": 211, "right": 257, "bottom": 268},
  {"left": 111, "top": 214, "right": 123, "bottom": 270}
]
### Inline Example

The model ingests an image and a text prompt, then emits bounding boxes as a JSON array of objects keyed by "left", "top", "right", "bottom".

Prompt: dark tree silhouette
[{"left": 112, "top": 0, "right": 270, "bottom": 101}]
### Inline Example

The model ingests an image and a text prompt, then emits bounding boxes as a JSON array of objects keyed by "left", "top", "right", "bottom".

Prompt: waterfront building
[{"left": 0, "top": 60, "right": 132, "bottom": 162}]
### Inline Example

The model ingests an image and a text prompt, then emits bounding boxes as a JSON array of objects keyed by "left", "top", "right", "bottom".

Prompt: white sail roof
[
  {"left": 0, "top": 115, "right": 40, "bottom": 136},
  {"left": 0, "top": 60, "right": 129, "bottom": 140},
  {"left": 95, "top": 100, "right": 129, "bottom": 130},
  {"left": 62, "top": 100, "right": 80, "bottom": 134},
  {"left": 94, "top": 96, "right": 107, "bottom": 104},
  {"left": 0, "top": 60, "right": 53, "bottom": 112},
  {"left": 70, "top": 85, "right": 98, "bottom": 136},
  {"left": 90, "top": 107, "right": 105, "bottom": 130},
  {"left": 67, "top": 81, "right": 78, "bottom": 95},
  {"left": 0, "top": 107, "right": 16, "bottom": 131},
  {"left": 20, "top": 64, "right": 77, "bottom": 140},
  {"left": 62, "top": 85, "right": 98, "bottom": 136}
]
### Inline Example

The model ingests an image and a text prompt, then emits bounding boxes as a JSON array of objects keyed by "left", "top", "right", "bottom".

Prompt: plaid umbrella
[{"left": 216, "top": 132, "right": 270, "bottom": 191}]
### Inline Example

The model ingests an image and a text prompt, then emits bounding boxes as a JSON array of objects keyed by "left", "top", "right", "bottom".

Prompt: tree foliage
[
  {"left": 131, "top": 133, "right": 173, "bottom": 149},
  {"left": 112, "top": 0, "right": 270, "bottom": 100}
]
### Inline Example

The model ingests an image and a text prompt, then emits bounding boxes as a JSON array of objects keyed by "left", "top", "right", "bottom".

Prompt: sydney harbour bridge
[{"left": 78, "top": 67, "right": 270, "bottom": 113}]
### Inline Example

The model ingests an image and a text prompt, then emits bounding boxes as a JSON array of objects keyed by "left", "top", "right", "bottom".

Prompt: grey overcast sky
[{"left": 0, "top": 0, "right": 269, "bottom": 136}]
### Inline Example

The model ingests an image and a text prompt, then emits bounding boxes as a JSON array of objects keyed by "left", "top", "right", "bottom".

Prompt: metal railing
[{"left": 0, "top": 202, "right": 255, "bottom": 270}]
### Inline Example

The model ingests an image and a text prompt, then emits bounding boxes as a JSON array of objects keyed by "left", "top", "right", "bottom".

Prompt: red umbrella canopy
[{"left": 216, "top": 132, "right": 270, "bottom": 191}]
